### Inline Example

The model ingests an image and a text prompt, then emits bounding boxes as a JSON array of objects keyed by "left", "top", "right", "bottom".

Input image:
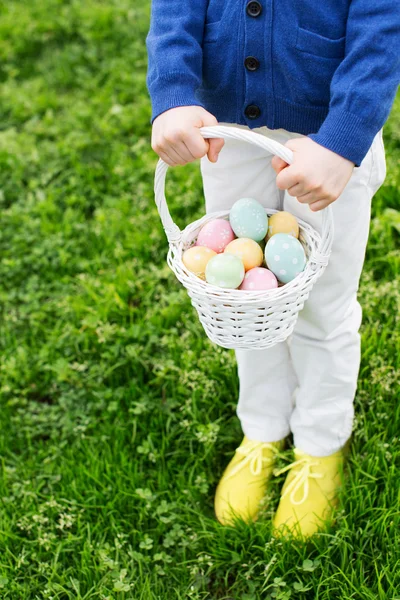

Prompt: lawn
[{"left": 0, "top": 1, "right": 399, "bottom": 598}]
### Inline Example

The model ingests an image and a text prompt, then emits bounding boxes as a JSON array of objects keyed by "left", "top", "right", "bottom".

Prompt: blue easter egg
[
  {"left": 264, "top": 233, "right": 306, "bottom": 284},
  {"left": 205, "top": 253, "right": 245, "bottom": 289},
  {"left": 229, "top": 198, "right": 268, "bottom": 242}
]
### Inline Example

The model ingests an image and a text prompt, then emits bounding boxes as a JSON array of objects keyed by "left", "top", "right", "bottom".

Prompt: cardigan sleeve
[
  {"left": 146, "top": 0, "right": 208, "bottom": 123},
  {"left": 309, "top": 0, "right": 400, "bottom": 166}
]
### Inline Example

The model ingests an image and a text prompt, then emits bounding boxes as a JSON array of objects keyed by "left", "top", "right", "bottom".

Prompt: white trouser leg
[
  {"left": 200, "top": 124, "right": 386, "bottom": 453},
  {"left": 201, "top": 124, "right": 298, "bottom": 442},
  {"left": 235, "top": 344, "right": 297, "bottom": 442},
  {"left": 283, "top": 130, "right": 387, "bottom": 456}
]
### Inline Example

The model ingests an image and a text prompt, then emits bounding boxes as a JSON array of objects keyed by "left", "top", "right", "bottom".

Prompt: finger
[
  {"left": 158, "top": 150, "right": 178, "bottom": 167},
  {"left": 287, "top": 182, "right": 307, "bottom": 198},
  {"left": 164, "top": 145, "right": 189, "bottom": 165},
  {"left": 276, "top": 166, "right": 301, "bottom": 190},
  {"left": 208, "top": 137, "right": 225, "bottom": 163},
  {"left": 271, "top": 155, "right": 288, "bottom": 174},
  {"left": 184, "top": 131, "right": 209, "bottom": 160},
  {"left": 201, "top": 111, "right": 219, "bottom": 127},
  {"left": 296, "top": 191, "right": 320, "bottom": 204},
  {"left": 200, "top": 111, "right": 224, "bottom": 163},
  {"left": 309, "top": 198, "right": 332, "bottom": 212},
  {"left": 175, "top": 141, "right": 197, "bottom": 163},
  {"left": 153, "top": 138, "right": 182, "bottom": 166}
]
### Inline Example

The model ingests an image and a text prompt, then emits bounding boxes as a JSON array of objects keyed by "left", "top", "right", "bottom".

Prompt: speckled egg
[
  {"left": 205, "top": 253, "right": 245, "bottom": 289},
  {"left": 224, "top": 238, "right": 263, "bottom": 272},
  {"left": 265, "top": 233, "right": 306, "bottom": 284},
  {"left": 267, "top": 211, "right": 299, "bottom": 240},
  {"left": 239, "top": 267, "right": 278, "bottom": 291},
  {"left": 196, "top": 219, "right": 235, "bottom": 253},
  {"left": 182, "top": 246, "right": 217, "bottom": 279},
  {"left": 229, "top": 198, "right": 268, "bottom": 242}
]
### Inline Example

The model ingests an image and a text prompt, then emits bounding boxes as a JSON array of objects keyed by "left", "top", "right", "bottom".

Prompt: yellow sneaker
[
  {"left": 272, "top": 447, "right": 345, "bottom": 538},
  {"left": 214, "top": 436, "right": 284, "bottom": 526}
]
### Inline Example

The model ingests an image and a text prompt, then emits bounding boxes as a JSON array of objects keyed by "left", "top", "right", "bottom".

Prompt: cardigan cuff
[
  {"left": 148, "top": 74, "right": 204, "bottom": 123},
  {"left": 308, "top": 108, "right": 380, "bottom": 167}
]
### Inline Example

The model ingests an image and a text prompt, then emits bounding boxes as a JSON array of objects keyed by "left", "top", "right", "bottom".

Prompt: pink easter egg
[
  {"left": 239, "top": 267, "right": 278, "bottom": 291},
  {"left": 196, "top": 219, "right": 235, "bottom": 253}
]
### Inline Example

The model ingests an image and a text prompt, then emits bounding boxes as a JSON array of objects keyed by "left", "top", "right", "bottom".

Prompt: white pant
[{"left": 201, "top": 124, "right": 386, "bottom": 457}]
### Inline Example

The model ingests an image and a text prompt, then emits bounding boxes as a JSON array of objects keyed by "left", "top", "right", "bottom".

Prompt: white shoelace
[
  {"left": 274, "top": 458, "right": 324, "bottom": 505},
  {"left": 225, "top": 440, "right": 278, "bottom": 479}
]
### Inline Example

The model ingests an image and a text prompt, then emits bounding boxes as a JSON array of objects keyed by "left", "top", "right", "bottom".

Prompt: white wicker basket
[{"left": 154, "top": 125, "right": 334, "bottom": 350}]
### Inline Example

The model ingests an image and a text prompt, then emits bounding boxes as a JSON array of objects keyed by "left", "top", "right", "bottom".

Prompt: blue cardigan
[{"left": 146, "top": 0, "right": 400, "bottom": 166}]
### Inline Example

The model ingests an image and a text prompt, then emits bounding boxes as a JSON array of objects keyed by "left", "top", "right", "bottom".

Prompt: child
[{"left": 146, "top": 1, "right": 399, "bottom": 536}]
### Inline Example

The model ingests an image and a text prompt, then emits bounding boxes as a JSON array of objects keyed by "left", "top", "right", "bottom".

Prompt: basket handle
[{"left": 154, "top": 125, "right": 333, "bottom": 254}]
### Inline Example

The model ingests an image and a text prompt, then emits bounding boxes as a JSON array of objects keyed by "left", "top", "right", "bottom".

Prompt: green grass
[{"left": 0, "top": 1, "right": 399, "bottom": 598}]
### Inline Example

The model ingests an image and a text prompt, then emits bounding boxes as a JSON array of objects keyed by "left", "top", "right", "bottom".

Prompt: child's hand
[
  {"left": 271, "top": 137, "right": 355, "bottom": 211},
  {"left": 151, "top": 106, "right": 224, "bottom": 166}
]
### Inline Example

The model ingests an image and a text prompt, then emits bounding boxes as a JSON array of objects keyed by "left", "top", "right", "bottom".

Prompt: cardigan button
[
  {"left": 244, "top": 56, "right": 260, "bottom": 71},
  {"left": 245, "top": 104, "right": 261, "bottom": 119},
  {"left": 246, "top": 1, "right": 262, "bottom": 17}
]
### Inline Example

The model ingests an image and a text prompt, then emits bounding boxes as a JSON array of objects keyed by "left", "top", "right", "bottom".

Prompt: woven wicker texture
[{"left": 154, "top": 126, "right": 334, "bottom": 349}]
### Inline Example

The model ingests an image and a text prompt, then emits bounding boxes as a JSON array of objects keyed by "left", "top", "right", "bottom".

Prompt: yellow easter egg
[
  {"left": 224, "top": 238, "right": 263, "bottom": 272},
  {"left": 267, "top": 211, "right": 299, "bottom": 240},
  {"left": 182, "top": 246, "right": 217, "bottom": 279}
]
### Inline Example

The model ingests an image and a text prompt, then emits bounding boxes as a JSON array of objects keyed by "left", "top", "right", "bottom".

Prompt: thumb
[
  {"left": 273, "top": 137, "right": 301, "bottom": 172},
  {"left": 208, "top": 138, "right": 225, "bottom": 163},
  {"left": 271, "top": 154, "right": 289, "bottom": 174},
  {"left": 201, "top": 111, "right": 225, "bottom": 163}
]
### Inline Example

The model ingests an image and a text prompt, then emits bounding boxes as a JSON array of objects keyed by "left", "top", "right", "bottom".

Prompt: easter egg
[
  {"left": 224, "top": 238, "right": 263, "bottom": 272},
  {"left": 267, "top": 211, "right": 299, "bottom": 240},
  {"left": 182, "top": 246, "right": 217, "bottom": 279},
  {"left": 229, "top": 198, "right": 268, "bottom": 242},
  {"left": 265, "top": 233, "right": 306, "bottom": 284},
  {"left": 196, "top": 219, "right": 235, "bottom": 253},
  {"left": 205, "top": 253, "right": 245, "bottom": 289},
  {"left": 239, "top": 267, "right": 278, "bottom": 291}
]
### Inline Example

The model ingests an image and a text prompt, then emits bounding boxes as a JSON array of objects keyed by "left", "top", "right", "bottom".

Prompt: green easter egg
[
  {"left": 205, "top": 253, "right": 245, "bottom": 289},
  {"left": 229, "top": 198, "right": 268, "bottom": 242}
]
